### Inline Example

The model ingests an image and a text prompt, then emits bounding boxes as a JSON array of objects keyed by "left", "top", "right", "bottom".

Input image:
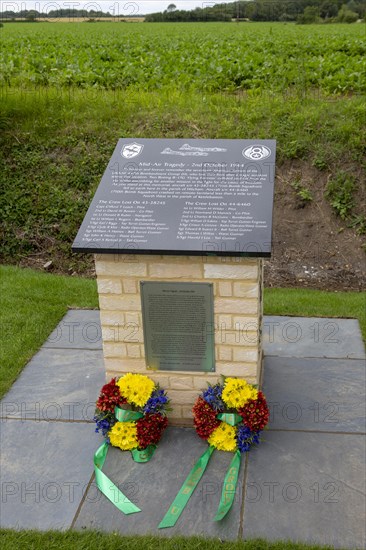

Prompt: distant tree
[
  {"left": 336, "top": 4, "right": 358, "bottom": 21},
  {"left": 297, "top": 6, "right": 322, "bottom": 23},
  {"left": 354, "top": 1, "right": 366, "bottom": 19},
  {"left": 346, "top": 0, "right": 358, "bottom": 13},
  {"left": 320, "top": 0, "right": 339, "bottom": 19},
  {"left": 346, "top": 0, "right": 364, "bottom": 18},
  {"left": 167, "top": 3, "right": 177, "bottom": 11},
  {"left": 26, "top": 13, "right": 36, "bottom": 22}
]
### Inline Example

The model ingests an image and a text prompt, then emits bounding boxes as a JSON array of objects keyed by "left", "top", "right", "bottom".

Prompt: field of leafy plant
[{"left": 1, "top": 22, "right": 365, "bottom": 93}]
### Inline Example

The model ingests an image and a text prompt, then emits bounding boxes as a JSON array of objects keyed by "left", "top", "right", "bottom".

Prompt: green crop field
[{"left": 1, "top": 22, "right": 365, "bottom": 93}]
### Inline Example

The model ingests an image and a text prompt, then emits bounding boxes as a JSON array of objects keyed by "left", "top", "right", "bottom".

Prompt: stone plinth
[{"left": 95, "top": 254, "right": 263, "bottom": 426}]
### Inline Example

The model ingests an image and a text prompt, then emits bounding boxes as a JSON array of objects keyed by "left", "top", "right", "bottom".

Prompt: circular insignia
[{"left": 242, "top": 145, "right": 271, "bottom": 161}]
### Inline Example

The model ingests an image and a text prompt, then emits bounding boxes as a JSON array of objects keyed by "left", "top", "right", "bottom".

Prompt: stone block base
[{"left": 95, "top": 254, "right": 264, "bottom": 426}]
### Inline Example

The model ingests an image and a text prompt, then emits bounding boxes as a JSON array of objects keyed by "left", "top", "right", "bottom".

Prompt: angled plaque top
[{"left": 72, "top": 138, "right": 276, "bottom": 257}]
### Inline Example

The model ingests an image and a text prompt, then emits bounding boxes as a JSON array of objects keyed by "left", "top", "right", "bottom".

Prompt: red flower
[
  {"left": 238, "top": 391, "right": 269, "bottom": 431},
  {"left": 96, "top": 377, "right": 127, "bottom": 413},
  {"left": 136, "top": 413, "right": 168, "bottom": 449},
  {"left": 192, "top": 397, "right": 220, "bottom": 440}
]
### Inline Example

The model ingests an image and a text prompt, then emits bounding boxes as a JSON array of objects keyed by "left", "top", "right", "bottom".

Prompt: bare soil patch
[{"left": 265, "top": 161, "right": 365, "bottom": 291}]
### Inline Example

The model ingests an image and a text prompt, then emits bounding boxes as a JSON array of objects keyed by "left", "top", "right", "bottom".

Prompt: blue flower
[
  {"left": 237, "top": 424, "right": 261, "bottom": 453},
  {"left": 143, "top": 389, "right": 168, "bottom": 414},
  {"left": 94, "top": 414, "right": 115, "bottom": 438},
  {"left": 202, "top": 384, "right": 225, "bottom": 411}
]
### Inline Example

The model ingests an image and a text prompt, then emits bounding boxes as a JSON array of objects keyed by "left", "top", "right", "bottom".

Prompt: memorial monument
[{"left": 73, "top": 138, "right": 276, "bottom": 425}]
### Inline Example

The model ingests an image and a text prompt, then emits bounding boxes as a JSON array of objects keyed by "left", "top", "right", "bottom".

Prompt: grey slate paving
[
  {"left": 1, "top": 308, "right": 365, "bottom": 548},
  {"left": 0, "top": 348, "right": 105, "bottom": 421},
  {"left": 263, "top": 316, "right": 365, "bottom": 359},
  {"left": 0, "top": 419, "right": 99, "bottom": 530},
  {"left": 263, "top": 356, "right": 366, "bottom": 432},
  {"left": 242, "top": 430, "right": 366, "bottom": 549},
  {"left": 74, "top": 427, "right": 244, "bottom": 539},
  {"left": 44, "top": 309, "right": 102, "bottom": 350}
]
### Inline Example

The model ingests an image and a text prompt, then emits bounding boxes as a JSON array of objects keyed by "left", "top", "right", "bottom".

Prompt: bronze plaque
[{"left": 140, "top": 281, "right": 215, "bottom": 372}]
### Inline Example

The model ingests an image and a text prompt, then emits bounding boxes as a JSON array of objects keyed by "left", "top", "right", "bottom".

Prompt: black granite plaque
[
  {"left": 72, "top": 138, "right": 276, "bottom": 257},
  {"left": 140, "top": 281, "right": 215, "bottom": 372}
]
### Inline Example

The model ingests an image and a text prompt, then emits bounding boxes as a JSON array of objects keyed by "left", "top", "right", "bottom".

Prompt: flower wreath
[
  {"left": 193, "top": 377, "right": 269, "bottom": 453},
  {"left": 158, "top": 377, "right": 269, "bottom": 529},
  {"left": 93, "top": 373, "right": 169, "bottom": 515},
  {"left": 94, "top": 373, "right": 169, "bottom": 455}
]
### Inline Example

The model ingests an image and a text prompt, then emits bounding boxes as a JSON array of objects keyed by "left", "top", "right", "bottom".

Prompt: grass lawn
[
  {"left": 264, "top": 287, "right": 366, "bottom": 340},
  {"left": 0, "top": 529, "right": 349, "bottom": 550},
  {"left": 0, "top": 264, "right": 364, "bottom": 399},
  {"left": 0, "top": 265, "right": 98, "bottom": 397}
]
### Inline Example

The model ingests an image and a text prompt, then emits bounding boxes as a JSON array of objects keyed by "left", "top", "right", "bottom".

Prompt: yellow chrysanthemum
[
  {"left": 208, "top": 423, "right": 237, "bottom": 452},
  {"left": 117, "top": 373, "right": 155, "bottom": 407},
  {"left": 108, "top": 421, "right": 138, "bottom": 450},
  {"left": 222, "top": 377, "right": 258, "bottom": 409}
]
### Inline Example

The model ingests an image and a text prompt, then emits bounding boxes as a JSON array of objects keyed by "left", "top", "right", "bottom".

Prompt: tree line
[
  {"left": 145, "top": 0, "right": 365, "bottom": 23},
  {"left": 0, "top": 9, "right": 143, "bottom": 20}
]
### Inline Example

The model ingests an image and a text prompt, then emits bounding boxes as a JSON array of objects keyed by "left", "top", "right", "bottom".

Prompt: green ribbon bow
[
  {"left": 94, "top": 406, "right": 157, "bottom": 515},
  {"left": 217, "top": 412, "right": 243, "bottom": 426},
  {"left": 115, "top": 407, "right": 143, "bottom": 422}
]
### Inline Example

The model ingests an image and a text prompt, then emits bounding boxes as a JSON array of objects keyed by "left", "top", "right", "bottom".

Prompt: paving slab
[
  {"left": 1, "top": 308, "right": 365, "bottom": 547},
  {"left": 263, "top": 316, "right": 365, "bottom": 359},
  {"left": 242, "top": 430, "right": 366, "bottom": 550},
  {"left": 74, "top": 426, "right": 244, "bottom": 539},
  {"left": 0, "top": 420, "right": 99, "bottom": 530},
  {"left": 0, "top": 348, "right": 105, "bottom": 421},
  {"left": 44, "top": 309, "right": 102, "bottom": 350},
  {"left": 263, "top": 356, "right": 366, "bottom": 433}
]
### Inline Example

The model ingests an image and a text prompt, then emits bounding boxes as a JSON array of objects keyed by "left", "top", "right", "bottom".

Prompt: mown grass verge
[
  {"left": 0, "top": 529, "right": 350, "bottom": 550},
  {"left": 264, "top": 287, "right": 366, "bottom": 341},
  {"left": 0, "top": 265, "right": 364, "bottom": 400}
]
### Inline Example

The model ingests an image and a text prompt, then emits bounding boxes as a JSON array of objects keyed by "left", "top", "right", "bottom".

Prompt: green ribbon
[
  {"left": 131, "top": 445, "right": 156, "bottom": 463},
  {"left": 158, "top": 446, "right": 215, "bottom": 529},
  {"left": 115, "top": 407, "right": 143, "bottom": 422},
  {"left": 216, "top": 412, "right": 243, "bottom": 426},
  {"left": 214, "top": 450, "right": 241, "bottom": 521},
  {"left": 94, "top": 442, "right": 141, "bottom": 515}
]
